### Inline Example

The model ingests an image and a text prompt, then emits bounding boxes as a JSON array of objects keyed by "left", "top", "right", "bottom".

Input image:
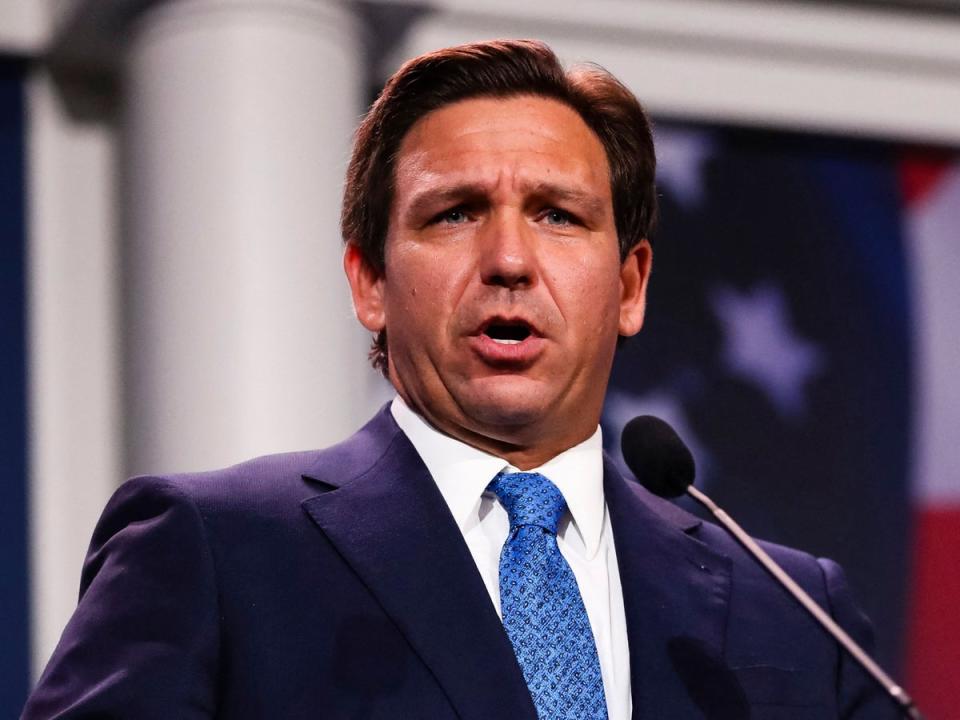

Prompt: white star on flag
[
  {"left": 654, "top": 126, "right": 715, "bottom": 209},
  {"left": 711, "top": 282, "right": 825, "bottom": 419}
]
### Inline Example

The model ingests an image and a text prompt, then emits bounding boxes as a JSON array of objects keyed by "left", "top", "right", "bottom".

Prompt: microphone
[{"left": 620, "top": 415, "right": 924, "bottom": 720}]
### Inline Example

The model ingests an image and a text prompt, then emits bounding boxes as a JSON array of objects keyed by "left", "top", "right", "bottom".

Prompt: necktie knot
[{"left": 487, "top": 471, "right": 566, "bottom": 535}]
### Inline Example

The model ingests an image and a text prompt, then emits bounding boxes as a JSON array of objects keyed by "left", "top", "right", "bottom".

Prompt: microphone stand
[{"left": 686, "top": 485, "right": 923, "bottom": 720}]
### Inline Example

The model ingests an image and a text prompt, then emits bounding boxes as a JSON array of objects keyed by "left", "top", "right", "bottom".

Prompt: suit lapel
[
  {"left": 300, "top": 410, "right": 537, "bottom": 720},
  {"left": 604, "top": 456, "right": 733, "bottom": 719}
]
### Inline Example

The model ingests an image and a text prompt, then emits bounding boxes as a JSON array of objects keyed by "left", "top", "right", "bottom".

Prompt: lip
[
  {"left": 467, "top": 333, "right": 546, "bottom": 366},
  {"left": 468, "top": 316, "right": 545, "bottom": 366}
]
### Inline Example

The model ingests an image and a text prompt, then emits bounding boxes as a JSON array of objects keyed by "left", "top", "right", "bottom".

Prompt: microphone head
[{"left": 620, "top": 415, "right": 696, "bottom": 498}]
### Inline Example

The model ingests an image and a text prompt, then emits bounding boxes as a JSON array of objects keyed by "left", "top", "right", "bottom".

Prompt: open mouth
[{"left": 482, "top": 321, "right": 533, "bottom": 345}]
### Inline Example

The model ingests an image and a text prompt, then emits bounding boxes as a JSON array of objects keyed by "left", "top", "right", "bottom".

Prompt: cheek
[
  {"left": 383, "top": 250, "right": 466, "bottom": 342},
  {"left": 555, "top": 257, "right": 623, "bottom": 332},
  {"left": 395, "top": 267, "right": 453, "bottom": 315}
]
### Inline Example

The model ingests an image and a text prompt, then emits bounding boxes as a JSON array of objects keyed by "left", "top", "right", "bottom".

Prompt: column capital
[{"left": 47, "top": 0, "right": 360, "bottom": 77}]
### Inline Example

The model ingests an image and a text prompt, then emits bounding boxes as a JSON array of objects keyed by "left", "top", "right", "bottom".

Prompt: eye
[
  {"left": 432, "top": 206, "right": 470, "bottom": 225},
  {"left": 542, "top": 208, "right": 576, "bottom": 226}
]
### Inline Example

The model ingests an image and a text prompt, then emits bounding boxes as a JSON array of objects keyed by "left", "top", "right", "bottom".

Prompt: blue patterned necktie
[{"left": 487, "top": 471, "right": 608, "bottom": 720}]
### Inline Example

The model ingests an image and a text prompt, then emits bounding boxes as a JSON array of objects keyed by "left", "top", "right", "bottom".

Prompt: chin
[{"left": 455, "top": 379, "right": 554, "bottom": 429}]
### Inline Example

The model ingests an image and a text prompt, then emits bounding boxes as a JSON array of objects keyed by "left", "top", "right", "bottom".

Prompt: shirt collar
[{"left": 390, "top": 396, "right": 606, "bottom": 558}]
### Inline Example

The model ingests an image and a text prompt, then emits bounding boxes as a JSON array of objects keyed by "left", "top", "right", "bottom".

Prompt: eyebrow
[
  {"left": 526, "top": 181, "right": 607, "bottom": 218},
  {"left": 405, "top": 183, "right": 489, "bottom": 222},
  {"left": 404, "top": 180, "right": 608, "bottom": 222}
]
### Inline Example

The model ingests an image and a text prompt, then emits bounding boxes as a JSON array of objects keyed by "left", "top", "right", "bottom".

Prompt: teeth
[{"left": 492, "top": 338, "right": 521, "bottom": 345}]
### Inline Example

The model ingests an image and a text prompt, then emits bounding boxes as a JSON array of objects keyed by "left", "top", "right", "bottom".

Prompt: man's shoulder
[
  {"left": 126, "top": 448, "right": 327, "bottom": 510},
  {"left": 611, "top": 469, "right": 833, "bottom": 596},
  {"left": 115, "top": 404, "right": 403, "bottom": 519},
  {"left": 692, "top": 512, "right": 828, "bottom": 584}
]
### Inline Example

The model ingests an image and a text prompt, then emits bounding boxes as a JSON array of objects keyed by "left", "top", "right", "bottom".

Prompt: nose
[{"left": 478, "top": 211, "right": 537, "bottom": 290}]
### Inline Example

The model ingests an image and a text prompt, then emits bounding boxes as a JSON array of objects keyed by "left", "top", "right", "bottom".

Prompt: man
[{"left": 24, "top": 40, "right": 893, "bottom": 719}]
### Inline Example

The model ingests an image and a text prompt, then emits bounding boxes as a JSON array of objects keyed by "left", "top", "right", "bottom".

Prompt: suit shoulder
[
  {"left": 607, "top": 466, "right": 832, "bottom": 591},
  {"left": 117, "top": 405, "right": 401, "bottom": 518},
  {"left": 692, "top": 515, "right": 832, "bottom": 597},
  {"left": 122, "top": 448, "right": 324, "bottom": 513}
]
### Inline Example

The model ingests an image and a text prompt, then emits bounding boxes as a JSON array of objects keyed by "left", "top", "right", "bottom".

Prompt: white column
[
  {"left": 0, "top": 0, "right": 49, "bottom": 53},
  {"left": 123, "top": 0, "right": 380, "bottom": 475},
  {"left": 27, "top": 69, "right": 122, "bottom": 677}
]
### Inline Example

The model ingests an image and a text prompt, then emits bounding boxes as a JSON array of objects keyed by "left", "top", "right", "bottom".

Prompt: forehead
[{"left": 393, "top": 95, "right": 612, "bottom": 201}]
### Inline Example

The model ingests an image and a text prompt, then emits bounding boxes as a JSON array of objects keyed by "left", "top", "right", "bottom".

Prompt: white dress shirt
[{"left": 391, "top": 396, "right": 632, "bottom": 720}]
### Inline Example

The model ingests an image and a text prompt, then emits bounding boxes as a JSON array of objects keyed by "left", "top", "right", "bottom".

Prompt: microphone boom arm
[{"left": 686, "top": 485, "right": 923, "bottom": 720}]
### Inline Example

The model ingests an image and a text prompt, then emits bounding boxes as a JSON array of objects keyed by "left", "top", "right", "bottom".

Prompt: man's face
[{"left": 345, "top": 95, "right": 651, "bottom": 466}]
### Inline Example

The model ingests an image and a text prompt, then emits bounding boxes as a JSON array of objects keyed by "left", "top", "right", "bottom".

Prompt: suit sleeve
[
  {"left": 22, "top": 476, "right": 220, "bottom": 720},
  {"left": 818, "top": 557, "right": 901, "bottom": 720}
]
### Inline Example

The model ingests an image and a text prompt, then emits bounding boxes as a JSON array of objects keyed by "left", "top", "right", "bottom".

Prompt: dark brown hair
[{"left": 341, "top": 39, "right": 657, "bottom": 373}]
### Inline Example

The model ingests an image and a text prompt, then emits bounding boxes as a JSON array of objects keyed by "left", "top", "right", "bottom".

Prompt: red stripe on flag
[
  {"left": 899, "top": 150, "right": 955, "bottom": 206},
  {"left": 905, "top": 505, "right": 960, "bottom": 719}
]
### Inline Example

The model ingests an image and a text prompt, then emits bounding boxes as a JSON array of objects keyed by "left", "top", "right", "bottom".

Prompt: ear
[
  {"left": 618, "top": 239, "right": 652, "bottom": 337},
  {"left": 343, "top": 243, "right": 386, "bottom": 332}
]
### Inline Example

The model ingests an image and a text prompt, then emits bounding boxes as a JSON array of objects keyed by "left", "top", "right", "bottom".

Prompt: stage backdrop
[
  {"left": 603, "top": 121, "right": 959, "bottom": 719},
  {"left": 7, "top": 83, "right": 958, "bottom": 718}
]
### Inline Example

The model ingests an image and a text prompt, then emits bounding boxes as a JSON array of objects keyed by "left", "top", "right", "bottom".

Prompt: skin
[{"left": 344, "top": 95, "right": 652, "bottom": 469}]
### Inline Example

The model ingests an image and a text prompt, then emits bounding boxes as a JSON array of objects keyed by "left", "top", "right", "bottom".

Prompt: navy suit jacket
[{"left": 24, "top": 406, "right": 896, "bottom": 719}]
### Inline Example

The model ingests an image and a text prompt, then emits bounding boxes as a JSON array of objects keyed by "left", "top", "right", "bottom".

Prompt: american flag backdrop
[
  {"left": 603, "top": 123, "right": 960, "bottom": 718},
  {"left": 900, "top": 153, "right": 960, "bottom": 720}
]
